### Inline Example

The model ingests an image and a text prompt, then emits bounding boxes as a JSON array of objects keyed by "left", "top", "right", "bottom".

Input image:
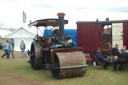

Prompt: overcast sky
[{"left": 0, "top": 0, "right": 128, "bottom": 29}]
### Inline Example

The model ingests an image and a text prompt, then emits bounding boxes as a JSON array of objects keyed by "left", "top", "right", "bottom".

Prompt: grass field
[{"left": 0, "top": 55, "right": 128, "bottom": 85}]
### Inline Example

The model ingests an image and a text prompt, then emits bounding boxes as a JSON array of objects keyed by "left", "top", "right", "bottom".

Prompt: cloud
[
  {"left": 29, "top": 0, "right": 128, "bottom": 9},
  {"left": 0, "top": 0, "right": 128, "bottom": 29},
  {"left": 0, "top": 0, "right": 22, "bottom": 3},
  {"left": 32, "top": 4, "right": 55, "bottom": 8},
  {"left": 114, "top": 7, "right": 128, "bottom": 13}
]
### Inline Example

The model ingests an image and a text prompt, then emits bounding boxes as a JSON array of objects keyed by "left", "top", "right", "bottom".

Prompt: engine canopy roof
[{"left": 28, "top": 18, "right": 68, "bottom": 27}]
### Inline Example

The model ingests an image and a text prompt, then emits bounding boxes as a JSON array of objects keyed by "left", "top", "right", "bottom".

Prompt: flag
[{"left": 23, "top": 11, "right": 27, "bottom": 23}]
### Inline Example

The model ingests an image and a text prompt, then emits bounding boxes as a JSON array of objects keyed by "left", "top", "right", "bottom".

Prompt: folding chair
[
  {"left": 117, "top": 57, "right": 127, "bottom": 72},
  {"left": 94, "top": 56, "right": 105, "bottom": 70}
]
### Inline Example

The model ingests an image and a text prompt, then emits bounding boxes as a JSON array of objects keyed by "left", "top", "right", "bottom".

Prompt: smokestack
[
  {"left": 96, "top": 19, "right": 99, "bottom": 22},
  {"left": 106, "top": 18, "right": 109, "bottom": 21},
  {"left": 57, "top": 12, "right": 65, "bottom": 42}
]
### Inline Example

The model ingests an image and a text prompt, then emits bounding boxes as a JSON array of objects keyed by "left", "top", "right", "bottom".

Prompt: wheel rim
[{"left": 30, "top": 47, "right": 35, "bottom": 69}]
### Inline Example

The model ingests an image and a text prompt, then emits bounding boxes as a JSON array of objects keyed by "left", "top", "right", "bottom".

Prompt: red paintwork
[
  {"left": 77, "top": 24, "right": 102, "bottom": 53},
  {"left": 77, "top": 22, "right": 128, "bottom": 53},
  {"left": 104, "top": 29, "right": 111, "bottom": 34},
  {"left": 123, "top": 23, "right": 128, "bottom": 49}
]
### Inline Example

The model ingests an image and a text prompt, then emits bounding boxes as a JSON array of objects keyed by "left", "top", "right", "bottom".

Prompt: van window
[{"left": 103, "top": 25, "right": 112, "bottom": 34}]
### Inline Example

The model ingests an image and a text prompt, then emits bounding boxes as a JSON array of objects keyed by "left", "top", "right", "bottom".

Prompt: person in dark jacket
[
  {"left": 96, "top": 48, "right": 110, "bottom": 69},
  {"left": 113, "top": 48, "right": 128, "bottom": 71},
  {"left": 118, "top": 48, "right": 128, "bottom": 64},
  {"left": 118, "top": 49, "right": 128, "bottom": 58},
  {"left": 111, "top": 44, "right": 120, "bottom": 71},
  {"left": 111, "top": 44, "right": 119, "bottom": 56}
]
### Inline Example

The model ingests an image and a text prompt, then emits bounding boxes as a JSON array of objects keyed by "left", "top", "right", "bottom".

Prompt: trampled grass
[{"left": 0, "top": 57, "right": 128, "bottom": 85}]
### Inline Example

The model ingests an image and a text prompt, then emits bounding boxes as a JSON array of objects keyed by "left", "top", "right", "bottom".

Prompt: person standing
[
  {"left": 9, "top": 41, "right": 15, "bottom": 58},
  {"left": 20, "top": 40, "right": 27, "bottom": 58},
  {"left": 111, "top": 44, "right": 119, "bottom": 56},
  {"left": 111, "top": 44, "right": 119, "bottom": 71},
  {"left": 1, "top": 40, "right": 9, "bottom": 59}
]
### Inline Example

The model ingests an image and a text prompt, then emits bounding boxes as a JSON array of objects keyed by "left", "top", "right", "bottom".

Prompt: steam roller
[{"left": 28, "top": 13, "right": 88, "bottom": 79}]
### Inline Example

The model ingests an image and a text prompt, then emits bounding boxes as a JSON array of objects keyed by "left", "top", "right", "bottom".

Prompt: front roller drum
[
  {"left": 30, "top": 42, "right": 44, "bottom": 70},
  {"left": 51, "top": 51, "right": 87, "bottom": 78}
]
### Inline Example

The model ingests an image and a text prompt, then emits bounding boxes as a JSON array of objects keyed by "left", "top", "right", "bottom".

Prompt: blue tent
[{"left": 43, "top": 29, "right": 77, "bottom": 47}]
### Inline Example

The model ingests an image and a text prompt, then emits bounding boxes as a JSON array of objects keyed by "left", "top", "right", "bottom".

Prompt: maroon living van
[{"left": 77, "top": 19, "right": 128, "bottom": 53}]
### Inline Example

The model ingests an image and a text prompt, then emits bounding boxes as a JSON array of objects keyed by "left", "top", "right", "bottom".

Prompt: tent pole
[
  {"left": 36, "top": 27, "right": 39, "bottom": 40},
  {"left": 37, "top": 27, "right": 38, "bottom": 35}
]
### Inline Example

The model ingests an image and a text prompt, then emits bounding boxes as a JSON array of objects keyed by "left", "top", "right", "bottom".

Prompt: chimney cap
[
  {"left": 106, "top": 18, "right": 109, "bottom": 21},
  {"left": 57, "top": 12, "right": 65, "bottom": 17},
  {"left": 96, "top": 19, "right": 99, "bottom": 22}
]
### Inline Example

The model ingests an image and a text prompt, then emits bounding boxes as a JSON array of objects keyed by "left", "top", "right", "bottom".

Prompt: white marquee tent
[{"left": 6, "top": 27, "right": 35, "bottom": 51}]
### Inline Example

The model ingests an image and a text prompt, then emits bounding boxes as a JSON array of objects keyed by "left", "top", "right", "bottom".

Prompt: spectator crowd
[{"left": 1, "top": 40, "right": 27, "bottom": 59}]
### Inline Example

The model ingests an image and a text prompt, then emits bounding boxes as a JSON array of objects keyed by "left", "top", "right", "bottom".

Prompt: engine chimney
[
  {"left": 57, "top": 13, "right": 65, "bottom": 42},
  {"left": 96, "top": 19, "right": 99, "bottom": 22},
  {"left": 106, "top": 18, "right": 109, "bottom": 21}
]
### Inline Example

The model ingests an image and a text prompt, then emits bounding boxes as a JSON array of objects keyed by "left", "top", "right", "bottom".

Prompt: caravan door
[{"left": 112, "top": 23, "right": 123, "bottom": 50}]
